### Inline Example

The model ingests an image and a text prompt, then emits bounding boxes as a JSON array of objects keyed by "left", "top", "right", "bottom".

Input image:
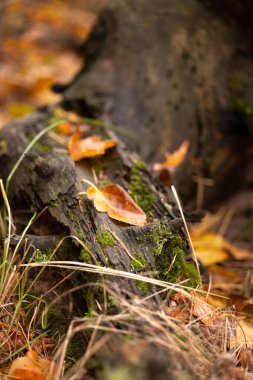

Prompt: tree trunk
[{"left": 59, "top": 0, "right": 253, "bottom": 206}]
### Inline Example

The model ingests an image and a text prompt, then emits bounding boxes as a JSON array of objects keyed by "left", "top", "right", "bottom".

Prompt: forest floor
[{"left": 1, "top": 1, "right": 253, "bottom": 379}]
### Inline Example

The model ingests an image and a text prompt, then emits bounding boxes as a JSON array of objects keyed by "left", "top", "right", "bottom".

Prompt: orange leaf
[
  {"left": 68, "top": 127, "right": 117, "bottom": 161},
  {"left": 8, "top": 350, "right": 56, "bottom": 380},
  {"left": 86, "top": 183, "right": 147, "bottom": 226},
  {"left": 57, "top": 122, "right": 72, "bottom": 135},
  {"left": 153, "top": 140, "right": 189, "bottom": 172}
]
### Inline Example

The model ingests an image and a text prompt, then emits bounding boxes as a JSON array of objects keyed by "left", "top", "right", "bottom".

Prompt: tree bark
[
  {"left": 59, "top": 0, "right": 253, "bottom": 206},
  {"left": 0, "top": 108, "right": 200, "bottom": 300}
]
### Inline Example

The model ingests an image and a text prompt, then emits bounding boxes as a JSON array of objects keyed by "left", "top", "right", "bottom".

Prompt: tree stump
[
  {"left": 0, "top": 108, "right": 200, "bottom": 302},
  {"left": 58, "top": 0, "right": 253, "bottom": 206}
]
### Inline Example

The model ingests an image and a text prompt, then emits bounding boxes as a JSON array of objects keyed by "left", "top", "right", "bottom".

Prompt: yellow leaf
[
  {"left": 86, "top": 184, "right": 147, "bottom": 227},
  {"left": 68, "top": 127, "right": 117, "bottom": 161},
  {"left": 192, "top": 232, "right": 229, "bottom": 265}
]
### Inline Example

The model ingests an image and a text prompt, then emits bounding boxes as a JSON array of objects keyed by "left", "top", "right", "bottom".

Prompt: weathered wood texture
[
  {"left": 60, "top": 0, "right": 253, "bottom": 205},
  {"left": 0, "top": 109, "right": 199, "bottom": 297}
]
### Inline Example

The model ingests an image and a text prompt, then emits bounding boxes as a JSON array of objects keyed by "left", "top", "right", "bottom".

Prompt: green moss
[
  {"left": 66, "top": 340, "right": 82, "bottom": 363},
  {"left": 128, "top": 161, "right": 157, "bottom": 214},
  {"left": 103, "top": 366, "right": 137, "bottom": 380},
  {"left": 80, "top": 248, "right": 92, "bottom": 263},
  {"left": 50, "top": 200, "right": 59, "bottom": 207},
  {"left": 136, "top": 280, "right": 149, "bottom": 292},
  {"left": 35, "top": 141, "right": 52, "bottom": 152},
  {"left": 107, "top": 295, "right": 118, "bottom": 309},
  {"left": 0, "top": 139, "right": 8, "bottom": 153},
  {"left": 133, "top": 159, "right": 146, "bottom": 171},
  {"left": 85, "top": 291, "right": 118, "bottom": 316},
  {"left": 45, "top": 303, "right": 64, "bottom": 332},
  {"left": 229, "top": 71, "right": 253, "bottom": 115},
  {"left": 96, "top": 227, "right": 115, "bottom": 250},
  {"left": 138, "top": 221, "right": 200, "bottom": 287},
  {"left": 130, "top": 252, "right": 148, "bottom": 269},
  {"left": 86, "top": 306, "right": 97, "bottom": 318},
  {"left": 34, "top": 249, "right": 54, "bottom": 262},
  {"left": 80, "top": 200, "right": 89, "bottom": 216},
  {"left": 66, "top": 209, "right": 85, "bottom": 241}
]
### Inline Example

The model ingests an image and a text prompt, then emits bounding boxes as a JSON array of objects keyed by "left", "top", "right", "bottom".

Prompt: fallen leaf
[
  {"left": 190, "top": 211, "right": 253, "bottom": 265},
  {"left": 86, "top": 183, "right": 147, "bottom": 226},
  {"left": 54, "top": 107, "right": 83, "bottom": 124},
  {"left": 7, "top": 349, "right": 56, "bottom": 380},
  {"left": 153, "top": 140, "right": 189, "bottom": 172},
  {"left": 192, "top": 231, "right": 229, "bottom": 265},
  {"left": 238, "top": 348, "right": 253, "bottom": 370},
  {"left": 189, "top": 211, "right": 225, "bottom": 237},
  {"left": 231, "top": 320, "right": 253, "bottom": 348},
  {"left": 192, "top": 230, "right": 253, "bottom": 265},
  {"left": 57, "top": 122, "right": 72, "bottom": 135},
  {"left": 68, "top": 127, "right": 117, "bottom": 161},
  {"left": 207, "top": 265, "right": 242, "bottom": 299},
  {"left": 170, "top": 291, "right": 216, "bottom": 326},
  {"left": 223, "top": 239, "right": 253, "bottom": 260}
]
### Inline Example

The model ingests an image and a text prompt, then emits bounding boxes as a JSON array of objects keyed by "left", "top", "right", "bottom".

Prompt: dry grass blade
[
  {"left": 21, "top": 259, "right": 218, "bottom": 297},
  {"left": 171, "top": 185, "right": 201, "bottom": 282}
]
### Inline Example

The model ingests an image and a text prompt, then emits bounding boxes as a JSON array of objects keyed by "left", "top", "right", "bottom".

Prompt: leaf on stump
[
  {"left": 68, "top": 127, "right": 117, "bottom": 161},
  {"left": 86, "top": 183, "right": 147, "bottom": 227}
]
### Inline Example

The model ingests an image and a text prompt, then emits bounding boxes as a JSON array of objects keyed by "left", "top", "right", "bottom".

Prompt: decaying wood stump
[
  {"left": 58, "top": 0, "right": 253, "bottom": 206},
  {"left": 0, "top": 108, "right": 200, "bottom": 302}
]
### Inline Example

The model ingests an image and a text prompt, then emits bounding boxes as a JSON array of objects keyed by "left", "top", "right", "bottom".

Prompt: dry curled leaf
[
  {"left": 7, "top": 349, "right": 56, "bottom": 380},
  {"left": 69, "top": 127, "right": 117, "bottom": 161},
  {"left": 230, "top": 320, "right": 253, "bottom": 349},
  {"left": 170, "top": 291, "right": 216, "bottom": 326},
  {"left": 86, "top": 183, "right": 147, "bottom": 227}
]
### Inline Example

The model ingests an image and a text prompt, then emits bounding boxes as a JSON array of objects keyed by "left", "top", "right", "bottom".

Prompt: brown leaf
[
  {"left": 223, "top": 239, "right": 253, "bottom": 260},
  {"left": 170, "top": 291, "right": 216, "bottom": 326},
  {"left": 86, "top": 183, "right": 147, "bottom": 227},
  {"left": 68, "top": 127, "right": 117, "bottom": 161},
  {"left": 238, "top": 348, "right": 253, "bottom": 370},
  {"left": 231, "top": 320, "right": 253, "bottom": 349}
]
